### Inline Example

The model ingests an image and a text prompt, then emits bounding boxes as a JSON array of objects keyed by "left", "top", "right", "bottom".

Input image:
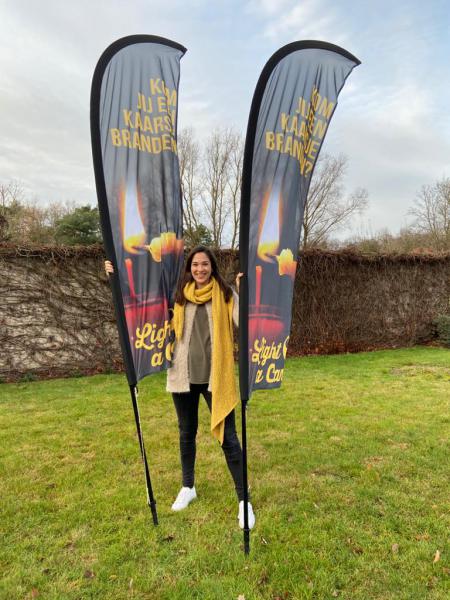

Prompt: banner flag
[
  {"left": 239, "top": 41, "right": 360, "bottom": 397},
  {"left": 91, "top": 35, "right": 186, "bottom": 386}
]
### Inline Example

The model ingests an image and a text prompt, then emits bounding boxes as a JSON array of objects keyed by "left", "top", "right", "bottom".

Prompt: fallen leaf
[
  {"left": 346, "top": 538, "right": 363, "bottom": 555},
  {"left": 129, "top": 578, "right": 133, "bottom": 590},
  {"left": 67, "top": 581, "right": 82, "bottom": 591},
  {"left": 391, "top": 543, "right": 399, "bottom": 554},
  {"left": 31, "top": 590, "right": 39, "bottom": 598},
  {"left": 237, "top": 595, "right": 245, "bottom": 600},
  {"left": 365, "top": 456, "right": 383, "bottom": 465},
  {"left": 261, "top": 537, "right": 268, "bottom": 545},
  {"left": 433, "top": 550, "right": 441, "bottom": 563},
  {"left": 332, "top": 591, "right": 339, "bottom": 597},
  {"left": 64, "top": 542, "right": 76, "bottom": 551},
  {"left": 83, "top": 570, "right": 95, "bottom": 579}
]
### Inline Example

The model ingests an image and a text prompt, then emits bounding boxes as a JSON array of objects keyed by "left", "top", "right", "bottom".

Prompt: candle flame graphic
[
  {"left": 276, "top": 248, "right": 297, "bottom": 280},
  {"left": 135, "top": 232, "right": 184, "bottom": 262},
  {"left": 119, "top": 184, "right": 146, "bottom": 254},
  {"left": 257, "top": 185, "right": 281, "bottom": 263}
]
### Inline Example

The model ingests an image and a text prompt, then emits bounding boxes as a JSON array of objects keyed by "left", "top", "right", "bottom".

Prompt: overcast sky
[{"left": 1, "top": 0, "right": 449, "bottom": 239}]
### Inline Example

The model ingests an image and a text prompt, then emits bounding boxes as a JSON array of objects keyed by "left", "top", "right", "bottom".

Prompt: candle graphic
[
  {"left": 118, "top": 182, "right": 175, "bottom": 365},
  {"left": 125, "top": 258, "right": 137, "bottom": 299},
  {"left": 276, "top": 248, "right": 296, "bottom": 280},
  {"left": 119, "top": 183, "right": 147, "bottom": 255},
  {"left": 257, "top": 185, "right": 281, "bottom": 263},
  {"left": 255, "top": 265, "right": 262, "bottom": 307},
  {"left": 249, "top": 185, "right": 285, "bottom": 341},
  {"left": 137, "top": 231, "right": 184, "bottom": 263}
]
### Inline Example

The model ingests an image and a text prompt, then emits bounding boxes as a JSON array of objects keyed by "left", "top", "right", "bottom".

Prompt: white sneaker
[
  {"left": 171, "top": 486, "right": 197, "bottom": 511},
  {"left": 238, "top": 501, "right": 255, "bottom": 529}
]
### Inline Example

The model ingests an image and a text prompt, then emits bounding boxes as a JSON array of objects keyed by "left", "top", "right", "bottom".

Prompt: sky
[{"left": 1, "top": 0, "right": 449, "bottom": 240}]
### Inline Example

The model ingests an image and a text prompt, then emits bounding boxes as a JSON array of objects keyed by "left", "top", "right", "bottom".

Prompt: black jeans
[{"left": 172, "top": 384, "right": 245, "bottom": 501}]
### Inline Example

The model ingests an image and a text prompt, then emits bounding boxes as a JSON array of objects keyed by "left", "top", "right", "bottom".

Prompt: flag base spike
[
  {"left": 244, "top": 529, "right": 250, "bottom": 554},
  {"left": 129, "top": 385, "right": 159, "bottom": 526},
  {"left": 241, "top": 399, "right": 251, "bottom": 554},
  {"left": 149, "top": 500, "right": 158, "bottom": 525}
]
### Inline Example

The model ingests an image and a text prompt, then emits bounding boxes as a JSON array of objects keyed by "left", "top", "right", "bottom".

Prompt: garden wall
[{"left": 1, "top": 244, "right": 448, "bottom": 381}]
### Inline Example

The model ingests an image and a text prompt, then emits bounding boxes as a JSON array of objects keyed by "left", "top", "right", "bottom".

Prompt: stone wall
[
  {"left": 0, "top": 245, "right": 119, "bottom": 381},
  {"left": 1, "top": 244, "right": 448, "bottom": 381}
]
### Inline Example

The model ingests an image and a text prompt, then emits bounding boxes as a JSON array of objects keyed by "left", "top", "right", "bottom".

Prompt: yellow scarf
[{"left": 172, "top": 278, "right": 238, "bottom": 445}]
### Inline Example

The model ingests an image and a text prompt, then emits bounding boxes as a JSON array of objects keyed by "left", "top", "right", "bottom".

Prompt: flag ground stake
[
  {"left": 129, "top": 385, "right": 158, "bottom": 525},
  {"left": 241, "top": 400, "right": 250, "bottom": 554},
  {"left": 239, "top": 270, "right": 251, "bottom": 554}
]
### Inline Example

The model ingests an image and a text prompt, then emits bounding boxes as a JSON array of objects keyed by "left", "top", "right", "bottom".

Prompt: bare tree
[
  {"left": 26, "top": 200, "right": 75, "bottom": 242},
  {"left": 0, "top": 181, "right": 25, "bottom": 241},
  {"left": 0, "top": 181, "right": 78, "bottom": 244},
  {"left": 0, "top": 180, "right": 24, "bottom": 208},
  {"left": 227, "top": 132, "right": 244, "bottom": 249},
  {"left": 344, "top": 227, "right": 435, "bottom": 254},
  {"left": 201, "top": 128, "right": 237, "bottom": 248},
  {"left": 178, "top": 128, "right": 203, "bottom": 236},
  {"left": 409, "top": 177, "right": 450, "bottom": 250},
  {"left": 179, "top": 130, "right": 366, "bottom": 250},
  {"left": 178, "top": 128, "right": 244, "bottom": 249},
  {"left": 302, "top": 154, "right": 368, "bottom": 248}
]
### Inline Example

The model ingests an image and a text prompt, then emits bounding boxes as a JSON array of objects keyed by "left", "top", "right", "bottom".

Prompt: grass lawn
[{"left": 0, "top": 347, "right": 449, "bottom": 600}]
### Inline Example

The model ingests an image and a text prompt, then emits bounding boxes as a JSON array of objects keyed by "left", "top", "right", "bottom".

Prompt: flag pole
[
  {"left": 239, "top": 51, "right": 257, "bottom": 550},
  {"left": 105, "top": 271, "right": 158, "bottom": 525},
  {"left": 239, "top": 67, "right": 255, "bottom": 551},
  {"left": 240, "top": 393, "right": 250, "bottom": 554},
  {"left": 239, "top": 274, "right": 251, "bottom": 554},
  {"left": 129, "top": 384, "right": 158, "bottom": 525}
]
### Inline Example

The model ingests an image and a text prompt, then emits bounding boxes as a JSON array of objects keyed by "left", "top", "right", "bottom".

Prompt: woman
[{"left": 105, "top": 246, "right": 255, "bottom": 529}]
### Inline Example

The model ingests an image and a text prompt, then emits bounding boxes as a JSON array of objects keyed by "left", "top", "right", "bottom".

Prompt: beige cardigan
[{"left": 166, "top": 290, "right": 238, "bottom": 393}]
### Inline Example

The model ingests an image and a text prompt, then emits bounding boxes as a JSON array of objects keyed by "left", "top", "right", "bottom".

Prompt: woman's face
[{"left": 191, "top": 252, "right": 212, "bottom": 289}]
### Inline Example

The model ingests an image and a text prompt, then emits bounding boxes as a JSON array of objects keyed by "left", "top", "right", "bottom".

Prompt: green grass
[{"left": 1, "top": 347, "right": 449, "bottom": 600}]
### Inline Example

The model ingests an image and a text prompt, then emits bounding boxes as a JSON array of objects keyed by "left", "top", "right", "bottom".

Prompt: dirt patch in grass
[{"left": 390, "top": 365, "right": 450, "bottom": 378}]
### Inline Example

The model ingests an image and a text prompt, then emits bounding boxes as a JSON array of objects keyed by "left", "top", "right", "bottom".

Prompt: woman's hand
[
  {"left": 105, "top": 260, "right": 114, "bottom": 276},
  {"left": 235, "top": 272, "right": 244, "bottom": 292}
]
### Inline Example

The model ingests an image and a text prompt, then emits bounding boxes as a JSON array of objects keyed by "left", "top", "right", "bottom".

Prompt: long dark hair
[{"left": 174, "top": 245, "right": 232, "bottom": 305}]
